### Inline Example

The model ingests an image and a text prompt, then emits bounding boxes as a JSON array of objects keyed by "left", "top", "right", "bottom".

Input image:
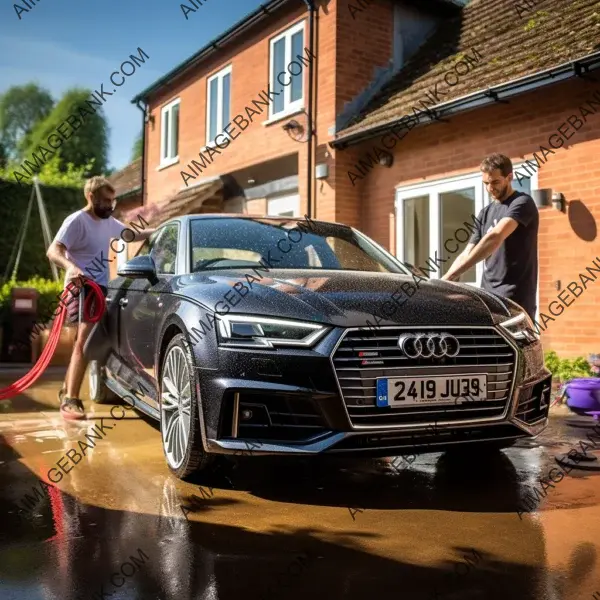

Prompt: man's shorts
[{"left": 64, "top": 281, "right": 108, "bottom": 324}]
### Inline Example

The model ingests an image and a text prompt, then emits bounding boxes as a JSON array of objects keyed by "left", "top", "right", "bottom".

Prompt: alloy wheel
[{"left": 160, "top": 345, "right": 192, "bottom": 469}]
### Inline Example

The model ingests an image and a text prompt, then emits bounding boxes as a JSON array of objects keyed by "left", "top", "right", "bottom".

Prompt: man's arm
[
  {"left": 442, "top": 217, "right": 519, "bottom": 281},
  {"left": 134, "top": 228, "right": 156, "bottom": 241},
  {"left": 113, "top": 218, "right": 156, "bottom": 243},
  {"left": 47, "top": 241, "right": 84, "bottom": 282},
  {"left": 446, "top": 242, "right": 475, "bottom": 276}
]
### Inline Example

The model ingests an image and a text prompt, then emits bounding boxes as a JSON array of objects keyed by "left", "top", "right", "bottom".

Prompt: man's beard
[
  {"left": 93, "top": 205, "right": 113, "bottom": 219},
  {"left": 492, "top": 184, "right": 510, "bottom": 201}
]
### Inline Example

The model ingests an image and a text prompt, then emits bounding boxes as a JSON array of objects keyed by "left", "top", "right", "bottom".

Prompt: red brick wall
[
  {"left": 351, "top": 79, "right": 600, "bottom": 357},
  {"left": 145, "top": 5, "right": 317, "bottom": 213},
  {"left": 326, "top": 0, "right": 395, "bottom": 227},
  {"left": 138, "top": 1, "right": 600, "bottom": 358},
  {"left": 143, "top": 0, "right": 396, "bottom": 224}
]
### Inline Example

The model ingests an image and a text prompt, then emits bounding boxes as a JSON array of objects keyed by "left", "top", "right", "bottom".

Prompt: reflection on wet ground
[{"left": 1, "top": 370, "right": 600, "bottom": 599}]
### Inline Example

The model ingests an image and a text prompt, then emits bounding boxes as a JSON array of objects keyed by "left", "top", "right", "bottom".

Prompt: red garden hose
[{"left": 0, "top": 279, "right": 106, "bottom": 401}]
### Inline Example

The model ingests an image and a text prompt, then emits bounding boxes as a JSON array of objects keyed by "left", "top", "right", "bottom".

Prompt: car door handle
[{"left": 119, "top": 298, "right": 128, "bottom": 307}]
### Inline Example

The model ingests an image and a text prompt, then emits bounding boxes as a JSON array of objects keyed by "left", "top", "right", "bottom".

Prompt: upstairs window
[
  {"left": 206, "top": 65, "right": 232, "bottom": 146},
  {"left": 269, "top": 21, "right": 305, "bottom": 119},
  {"left": 160, "top": 99, "right": 180, "bottom": 166}
]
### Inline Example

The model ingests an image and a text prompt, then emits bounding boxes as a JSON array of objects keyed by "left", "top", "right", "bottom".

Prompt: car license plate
[{"left": 376, "top": 375, "right": 487, "bottom": 407}]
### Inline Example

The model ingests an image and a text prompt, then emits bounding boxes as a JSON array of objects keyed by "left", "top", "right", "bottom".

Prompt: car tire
[
  {"left": 159, "top": 333, "right": 213, "bottom": 480},
  {"left": 88, "top": 360, "right": 117, "bottom": 404}
]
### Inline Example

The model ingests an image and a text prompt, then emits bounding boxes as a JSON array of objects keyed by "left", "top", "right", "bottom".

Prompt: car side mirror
[{"left": 117, "top": 255, "right": 159, "bottom": 285}]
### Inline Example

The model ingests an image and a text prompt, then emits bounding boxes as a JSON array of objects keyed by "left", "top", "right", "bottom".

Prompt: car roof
[{"left": 159, "top": 214, "right": 345, "bottom": 228}]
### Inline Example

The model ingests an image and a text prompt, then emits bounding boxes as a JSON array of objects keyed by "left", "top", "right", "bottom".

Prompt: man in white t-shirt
[{"left": 47, "top": 176, "right": 155, "bottom": 419}]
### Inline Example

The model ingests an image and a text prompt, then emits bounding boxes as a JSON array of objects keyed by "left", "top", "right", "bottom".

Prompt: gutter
[
  {"left": 132, "top": 0, "right": 294, "bottom": 104},
  {"left": 115, "top": 187, "right": 142, "bottom": 203},
  {"left": 330, "top": 50, "right": 600, "bottom": 149},
  {"left": 302, "top": 0, "right": 316, "bottom": 219},
  {"left": 135, "top": 100, "right": 148, "bottom": 207}
]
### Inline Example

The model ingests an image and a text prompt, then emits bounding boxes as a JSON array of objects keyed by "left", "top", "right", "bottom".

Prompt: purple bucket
[{"left": 566, "top": 378, "right": 600, "bottom": 412}]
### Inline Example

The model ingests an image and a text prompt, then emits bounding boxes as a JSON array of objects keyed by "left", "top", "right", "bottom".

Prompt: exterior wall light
[
  {"left": 379, "top": 152, "right": 393, "bottom": 168},
  {"left": 315, "top": 164, "right": 329, "bottom": 179},
  {"left": 532, "top": 188, "right": 552, "bottom": 208},
  {"left": 552, "top": 192, "right": 565, "bottom": 212}
]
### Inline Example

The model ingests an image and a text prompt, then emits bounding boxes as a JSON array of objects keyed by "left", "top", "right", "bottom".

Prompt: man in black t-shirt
[{"left": 442, "top": 153, "right": 539, "bottom": 320}]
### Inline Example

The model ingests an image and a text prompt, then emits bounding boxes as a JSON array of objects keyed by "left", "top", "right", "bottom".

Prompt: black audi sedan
[{"left": 85, "top": 215, "right": 552, "bottom": 480}]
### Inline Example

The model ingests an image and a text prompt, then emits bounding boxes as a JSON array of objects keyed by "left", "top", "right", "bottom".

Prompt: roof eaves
[
  {"left": 116, "top": 186, "right": 142, "bottom": 201},
  {"left": 331, "top": 50, "right": 600, "bottom": 149},
  {"left": 132, "top": 0, "right": 296, "bottom": 104}
]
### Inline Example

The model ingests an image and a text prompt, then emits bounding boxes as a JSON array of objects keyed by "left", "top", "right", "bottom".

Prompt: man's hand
[{"left": 65, "top": 264, "right": 85, "bottom": 284}]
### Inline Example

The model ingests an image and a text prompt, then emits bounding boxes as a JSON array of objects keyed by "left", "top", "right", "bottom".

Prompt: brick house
[{"left": 125, "top": 0, "right": 600, "bottom": 357}]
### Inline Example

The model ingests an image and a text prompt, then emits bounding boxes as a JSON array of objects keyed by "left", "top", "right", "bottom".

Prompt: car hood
[{"left": 173, "top": 269, "right": 513, "bottom": 327}]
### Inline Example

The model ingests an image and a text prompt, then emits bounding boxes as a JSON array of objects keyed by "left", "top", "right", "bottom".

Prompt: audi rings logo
[{"left": 397, "top": 333, "right": 460, "bottom": 359}]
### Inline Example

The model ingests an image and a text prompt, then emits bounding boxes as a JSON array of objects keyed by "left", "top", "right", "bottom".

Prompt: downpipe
[
  {"left": 135, "top": 100, "right": 149, "bottom": 206},
  {"left": 302, "top": 0, "right": 316, "bottom": 218}
]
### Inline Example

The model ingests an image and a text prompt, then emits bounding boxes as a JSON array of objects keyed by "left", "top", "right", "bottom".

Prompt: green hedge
[
  {"left": 0, "top": 177, "right": 82, "bottom": 281},
  {"left": 0, "top": 277, "right": 64, "bottom": 323}
]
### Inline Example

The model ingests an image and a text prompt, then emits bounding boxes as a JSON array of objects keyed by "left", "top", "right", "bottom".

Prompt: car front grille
[{"left": 331, "top": 326, "right": 517, "bottom": 428}]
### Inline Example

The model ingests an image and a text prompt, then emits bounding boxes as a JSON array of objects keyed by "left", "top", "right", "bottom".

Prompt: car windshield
[{"left": 189, "top": 217, "right": 410, "bottom": 275}]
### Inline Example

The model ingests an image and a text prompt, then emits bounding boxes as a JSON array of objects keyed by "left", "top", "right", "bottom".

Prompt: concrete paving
[{"left": 1, "top": 369, "right": 600, "bottom": 600}]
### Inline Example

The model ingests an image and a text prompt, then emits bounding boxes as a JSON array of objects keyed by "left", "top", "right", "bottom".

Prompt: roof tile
[
  {"left": 337, "top": 0, "right": 600, "bottom": 139},
  {"left": 109, "top": 158, "right": 142, "bottom": 199}
]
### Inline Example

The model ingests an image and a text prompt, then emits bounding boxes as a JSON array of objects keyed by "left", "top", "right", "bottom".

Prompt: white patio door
[{"left": 395, "top": 173, "right": 487, "bottom": 286}]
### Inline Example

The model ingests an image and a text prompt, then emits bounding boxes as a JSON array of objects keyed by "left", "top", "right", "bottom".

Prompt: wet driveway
[{"left": 1, "top": 368, "right": 600, "bottom": 600}]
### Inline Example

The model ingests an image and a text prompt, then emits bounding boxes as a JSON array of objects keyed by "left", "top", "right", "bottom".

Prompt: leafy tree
[
  {"left": 131, "top": 132, "right": 143, "bottom": 161},
  {"left": 0, "top": 141, "right": 7, "bottom": 169},
  {"left": 0, "top": 155, "right": 93, "bottom": 188},
  {"left": 21, "top": 88, "right": 108, "bottom": 176},
  {"left": 0, "top": 84, "right": 54, "bottom": 160}
]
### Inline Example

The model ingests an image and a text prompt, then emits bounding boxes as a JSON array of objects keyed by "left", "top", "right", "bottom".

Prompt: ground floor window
[
  {"left": 267, "top": 193, "right": 300, "bottom": 217},
  {"left": 395, "top": 166, "right": 537, "bottom": 286}
]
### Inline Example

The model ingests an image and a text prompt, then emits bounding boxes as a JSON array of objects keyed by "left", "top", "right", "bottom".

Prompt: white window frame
[
  {"left": 206, "top": 65, "right": 232, "bottom": 148},
  {"left": 269, "top": 21, "right": 305, "bottom": 120},
  {"left": 267, "top": 193, "right": 300, "bottom": 217},
  {"left": 395, "top": 165, "right": 539, "bottom": 288},
  {"left": 160, "top": 98, "right": 180, "bottom": 168}
]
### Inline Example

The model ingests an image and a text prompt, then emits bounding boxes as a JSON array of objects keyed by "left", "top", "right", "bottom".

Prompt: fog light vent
[{"left": 241, "top": 409, "right": 253, "bottom": 421}]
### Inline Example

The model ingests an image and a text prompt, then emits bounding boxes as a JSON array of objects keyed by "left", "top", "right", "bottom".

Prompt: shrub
[
  {"left": 0, "top": 277, "right": 64, "bottom": 325},
  {"left": 544, "top": 350, "right": 593, "bottom": 382}
]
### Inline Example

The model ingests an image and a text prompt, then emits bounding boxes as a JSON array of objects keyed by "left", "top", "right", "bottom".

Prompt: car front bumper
[{"left": 198, "top": 324, "right": 552, "bottom": 457}]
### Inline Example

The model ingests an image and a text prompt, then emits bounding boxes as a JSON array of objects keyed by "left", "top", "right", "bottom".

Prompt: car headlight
[
  {"left": 499, "top": 312, "right": 538, "bottom": 345},
  {"left": 217, "top": 315, "right": 329, "bottom": 348}
]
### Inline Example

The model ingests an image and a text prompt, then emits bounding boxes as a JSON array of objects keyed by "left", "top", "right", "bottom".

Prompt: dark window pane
[
  {"left": 163, "top": 110, "right": 169, "bottom": 159},
  {"left": 209, "top": 78, "right": 218, "bottom": 142},
  {"left": 290, "top": 31, "right": 304, "bottom": 103},
  {"left": 222, "top": 73, "right": 231, "bottom": 128},
  {"left": 272, "top": 38, "right": 286, "bottom": 114},
  {"left": 171, "top": 104, "right": 179, "bottom": 158}
]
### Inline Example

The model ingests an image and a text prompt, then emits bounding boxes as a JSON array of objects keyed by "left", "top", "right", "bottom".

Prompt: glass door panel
[
  {"left": 402, "top": 195, "right": 429, "bottom": 271},
  {"left": 439, "top": 188, "right": 476, "bottom": 283}
]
